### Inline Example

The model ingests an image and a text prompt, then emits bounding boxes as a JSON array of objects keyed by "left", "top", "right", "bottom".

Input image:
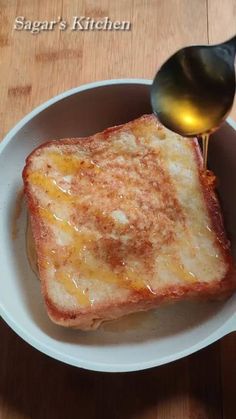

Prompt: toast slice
[{"left": 23, "top": 114, "right": 236, "bottom": 330}]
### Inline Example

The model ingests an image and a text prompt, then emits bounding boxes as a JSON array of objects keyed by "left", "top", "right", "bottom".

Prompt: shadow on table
[{"left": 0, "top": 319, "right": 231, "bottom": 419}]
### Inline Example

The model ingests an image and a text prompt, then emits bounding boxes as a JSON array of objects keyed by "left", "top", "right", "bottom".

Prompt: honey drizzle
[
  {"left": 201, "top": 133, "right": 210, "bottom": 170},
  {"left": 25, "top": 216, "right": 90, "bottom": 305},
  {"left": 63, "top": 245, "right": 149, "bottom": 293},
  {"left": 29, "top": 172, "right": 74, "bottom": 202},
  {"left": 39, "top": 207, "right": 82, "bottom": 236},
  {"left": 55, "top": 271, "right": 90, "bottom": 306},
  {"left": 47, "top": 152, "right": 100, "bottom": 175},
  {"left": 28, "top": 149, "right": 198, "bottom": 305},
  {"left": 169, "top": 261, "right": 196, "bottom": 282},
  {"left": 38, "top": 207, "right": 151, "bottom": 301}
]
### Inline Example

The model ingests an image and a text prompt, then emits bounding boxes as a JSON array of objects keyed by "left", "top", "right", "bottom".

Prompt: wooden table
[{"left": 0, "top": 1, "right": 235, "bottom": 418}]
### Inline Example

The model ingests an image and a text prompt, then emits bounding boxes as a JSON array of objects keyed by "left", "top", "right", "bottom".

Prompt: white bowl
[{"left": 0, "top": 79, "right": 235, "bottom": 372}]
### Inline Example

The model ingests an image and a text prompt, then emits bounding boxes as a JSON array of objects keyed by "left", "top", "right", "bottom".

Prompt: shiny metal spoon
[{"left": 151, "top": 35, "right": 236, "bottom": 137}]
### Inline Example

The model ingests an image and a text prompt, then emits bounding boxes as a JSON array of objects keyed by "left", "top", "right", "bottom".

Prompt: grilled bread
[{"left": 23, "top": 115, "right": 235, "bottom": 330}]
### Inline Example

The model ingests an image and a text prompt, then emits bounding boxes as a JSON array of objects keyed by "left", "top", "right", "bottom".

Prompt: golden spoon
[{"left": 151, "top": 36, "right": 236, "bottom": 138}]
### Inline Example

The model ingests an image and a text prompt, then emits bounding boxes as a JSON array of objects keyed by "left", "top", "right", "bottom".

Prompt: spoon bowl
[{"left": 151, "top": 36, "right": 236, "bottom": 137}]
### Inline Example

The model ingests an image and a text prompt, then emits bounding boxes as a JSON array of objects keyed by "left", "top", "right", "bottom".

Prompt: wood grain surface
[{"left": 0, "top": 1, "right": 235, "bottom": 418}]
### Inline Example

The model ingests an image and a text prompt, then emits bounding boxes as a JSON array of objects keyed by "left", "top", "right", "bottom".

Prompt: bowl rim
[
  {"left": 0, "top": 78, "right": 152, "bottom": 153},
  {"left": 0, "top": 78, "right": 235, "bottom": 373}
]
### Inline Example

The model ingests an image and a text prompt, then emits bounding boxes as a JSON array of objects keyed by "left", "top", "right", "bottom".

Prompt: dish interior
[{"left": 0, "top": 82, "right": 235, "bottom": 371}]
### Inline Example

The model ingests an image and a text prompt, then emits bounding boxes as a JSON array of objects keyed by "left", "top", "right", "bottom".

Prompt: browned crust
[
  {"left": 192, "top": 138, "right": 232, "bottom": 262},
  {"left": 45, "top": 276, "right": 235, "bottom": 330},
  {"left": 23, "top": 114, "right": 236, "bottom": 329}
]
